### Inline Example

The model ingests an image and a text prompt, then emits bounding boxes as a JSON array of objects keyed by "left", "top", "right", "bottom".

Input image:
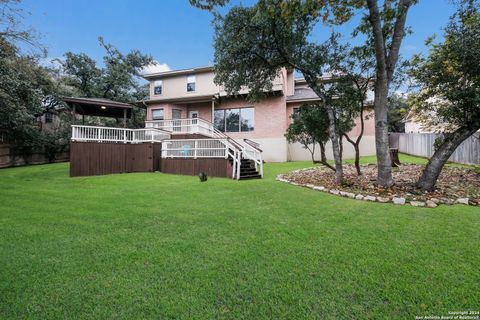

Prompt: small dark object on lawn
[{"left": 199, "top": 172, "right": 208, "bottom": 182}]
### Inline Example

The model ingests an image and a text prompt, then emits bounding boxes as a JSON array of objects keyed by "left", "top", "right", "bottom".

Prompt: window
[
  {"left": 214, "top": 107, "right": 254, "bottom": 132},
  {"left": 187, "top": 75, "right": 196, "bottom": 92},
  {"left": 45, "top": 113, "right": 54, "bottom": 123},
  {"left": 152, "top": 109, "right": 164, "bottom": 120},
  {"left": 172, "top": 109, "right": 182, "bottom": 119},
  {"left": 154, "top": 80, "right": 162, "bottom": 95}
]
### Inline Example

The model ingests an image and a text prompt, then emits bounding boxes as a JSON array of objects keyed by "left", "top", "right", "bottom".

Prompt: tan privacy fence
[{"left": 392, "top": 132, "right": 480, "bottom": 165}]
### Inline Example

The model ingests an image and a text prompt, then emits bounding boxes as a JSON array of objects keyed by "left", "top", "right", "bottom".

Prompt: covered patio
[{"left": 63, "top": 97, "right": 134, "bottom": 127}]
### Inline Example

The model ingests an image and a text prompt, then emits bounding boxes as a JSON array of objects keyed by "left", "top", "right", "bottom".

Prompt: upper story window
[
  {"left": 152, "top": 108, "right": 164, "bottom": 120},
  {"left": 187, "top": 75, "right": 196, "bottom": 92},
  {"left": 214, "top": 107, "right": 254, "bottom": 133},
  {"left": 45, "top": 113, "right": 54, "bottom": 123},
  {"left": 154, "top": 80, "right": 163, "bottom": 95}
]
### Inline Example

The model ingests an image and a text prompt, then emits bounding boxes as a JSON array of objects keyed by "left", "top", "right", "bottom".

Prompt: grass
[{"left": 0, "top": 154, "right": 479, "bottom": 319}]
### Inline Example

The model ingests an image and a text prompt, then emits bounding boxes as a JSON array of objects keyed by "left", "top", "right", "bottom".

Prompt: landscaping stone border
[{"left": 276, "top": 168, "right": 478, "bottom": 208}]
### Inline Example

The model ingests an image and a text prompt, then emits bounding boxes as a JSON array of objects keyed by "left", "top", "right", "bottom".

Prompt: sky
[{"left": 19, "top": 0, "right": 457, "bottom": 74}]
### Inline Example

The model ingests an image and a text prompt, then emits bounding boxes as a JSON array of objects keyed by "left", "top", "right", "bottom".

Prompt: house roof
[
  {"left": 286, "top": 87, "right": 322, "bottom": 103},
  {"left": 142, "top": 66, "right": 214, "bottom": 80},
  {"left": 62, "top": 97, "right": 133, "bottom": 118}
]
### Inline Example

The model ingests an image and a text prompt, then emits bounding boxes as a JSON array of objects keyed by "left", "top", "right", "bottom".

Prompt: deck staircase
[
  {"left": 238, "top": 159, "right": 262, "bottom": 179},
  {"left": 145, "top": 118, "right": 264, "bottom": 180}
]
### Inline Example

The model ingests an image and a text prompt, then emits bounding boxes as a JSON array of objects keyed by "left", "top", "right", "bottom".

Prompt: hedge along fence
[
  {"left": 394, "top": 132, "right": 480, "bottom": 165},
  {"left": 0, "top": 143, "right": 69, "bottom": 168}
]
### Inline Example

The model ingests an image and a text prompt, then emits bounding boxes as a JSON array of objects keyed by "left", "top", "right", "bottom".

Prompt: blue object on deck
[{"left": 181, "top": 144, "right": 191, "bottom": 158}]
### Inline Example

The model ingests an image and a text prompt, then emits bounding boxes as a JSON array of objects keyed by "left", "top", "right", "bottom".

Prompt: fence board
[
  {"left": 70, "top": 142, "right": 161, "bottom": 177},
  {"left": 397, "top": 132, "right": 480, "bottom": 165}
]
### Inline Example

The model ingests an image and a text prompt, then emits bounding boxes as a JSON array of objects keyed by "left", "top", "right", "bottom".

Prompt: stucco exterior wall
[
  {"left": 149, "top": 71, "right": 218, "bottom": 101},
  {"left": 285, "top": 103, "right": 376, "bottom": 138},
  {"left": 287, "top": 136, "right": 377, "bottom": 161}
]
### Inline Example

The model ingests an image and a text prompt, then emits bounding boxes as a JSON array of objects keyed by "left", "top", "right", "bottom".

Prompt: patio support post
[
  {"left": 211, "top": 99, "right": 215, "bottom": 123},
  {"left": 123, "top": 109, "right": 127, "bottom": 128},
  {"left": 72, "top": 104, "right": 76, "bottom": 124}
]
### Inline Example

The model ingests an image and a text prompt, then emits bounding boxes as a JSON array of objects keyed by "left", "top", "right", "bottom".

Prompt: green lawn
[{"left": 0, "top": 155, "right": 479, "bottom": 319}]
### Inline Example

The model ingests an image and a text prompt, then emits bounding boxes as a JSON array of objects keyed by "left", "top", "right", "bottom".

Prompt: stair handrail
[
  {"left": 242, "top": 139, "right": 264, "bottom": 178},
  {"left": 243, "top": 138, "right": 263, "bottom": 152}
]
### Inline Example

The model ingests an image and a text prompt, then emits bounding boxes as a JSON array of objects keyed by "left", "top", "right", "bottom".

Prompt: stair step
[{"left": 239, "top": 174, "right": 262, "bottom": 179}]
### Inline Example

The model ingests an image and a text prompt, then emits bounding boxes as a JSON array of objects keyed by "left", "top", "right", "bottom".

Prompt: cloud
[
  {"left": 142, "top": 61, "right": 171, "bottom": 75},
  {"left": 403, "top": 44, "right": 418, "bottom": 52},
  {"left": 39, "top": 56, "right": 64, "bottom": 70}
]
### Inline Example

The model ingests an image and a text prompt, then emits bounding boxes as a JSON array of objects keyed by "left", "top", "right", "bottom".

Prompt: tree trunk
[
  {"left": 373, "top": 80, "right": 394, "bottom": 187},
  {"left": 319, "top": 141, "right": 336, "bottom": 172},
  {"left": 310, "top": 142, "right": 316, "bottom": 164},
  {"left": 366, "top": 0, "right": 412, "bottom": 188},
  {"left": 417, "top": 126, "right": 478, "bottom": 192},
  {"left": 325, "top": 105, "right": 343, "bottom": 184},
  {"left": 344, "top": 134, "right": 362, "bottom": 175}
]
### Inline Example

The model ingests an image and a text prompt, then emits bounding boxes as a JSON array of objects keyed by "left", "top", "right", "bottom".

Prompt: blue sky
[{"left": 21, "top": 0, "right": 457, "bottom": 72}]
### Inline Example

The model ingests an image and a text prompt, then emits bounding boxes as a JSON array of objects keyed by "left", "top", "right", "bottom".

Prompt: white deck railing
[
  {"left": 145, "top": 118, "right": 214, "bottom": 137},
  {"left": 161, "top": 139, "right": 228, "bottom": 158},
  {"left": 71, "top": 125, "right": 170, "bottom": 143},
  {"left": 162, "top": 137, "right": 243, "bottom": 179}
]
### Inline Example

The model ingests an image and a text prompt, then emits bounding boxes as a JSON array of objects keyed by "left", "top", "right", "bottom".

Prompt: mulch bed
[{"left": 279, "top": 164, "right": 480, "bottom": 207}]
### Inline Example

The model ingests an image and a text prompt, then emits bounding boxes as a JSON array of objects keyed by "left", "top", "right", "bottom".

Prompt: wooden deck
[
  {"left": 70, "top": 142, "right": 161, "bottom": 177},
  {"left": 161, "top": 158, "right": 233, "bottom": 178},
  {"left": 70, "top": 141, "right": 235, "bottom": 178}
]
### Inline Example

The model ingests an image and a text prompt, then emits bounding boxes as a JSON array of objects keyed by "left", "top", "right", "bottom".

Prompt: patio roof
[{"left": 62, "top": 97, "right": 133, "bottom": 119}]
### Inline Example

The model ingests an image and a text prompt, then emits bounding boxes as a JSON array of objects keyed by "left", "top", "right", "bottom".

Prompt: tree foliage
[
  {"left": 285, "top": 104, "right": 334, "bottom": 170},
  {"left": 209, "top": 0, "right": 353, "bottom": 183},
  {"left": 194, "top": 0, "right": 415, "bottom": 186},
  {"left": 387, "top": 94, "right": 410, "bottom": 132},
  {"left": 0, "top": 38, "right": 55, "bottom": 150},
  {"left": 409, "top": 0, "right": 480, "bottom": 191},
  {"left": 58, "top": 37, "right": 153, "bottom": 128}
]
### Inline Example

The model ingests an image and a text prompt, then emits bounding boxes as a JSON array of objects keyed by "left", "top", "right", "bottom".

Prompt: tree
[
  {"left": 409, "top": 0, "right": 480, "bottom": 192},
  {"left": 0, "top": 38, "right": 55, "bottom": 152},
  {"left": 332, "top": 44, "right": 376, "bottom": 175},
  {"left": 359, "top": 0, "right": 415, "bottom": 187},
  {"left": 0, "top": 0, "right": 42, "bottom": 49},
  {"left": 58, "top": 37, "right": 153, "bottom": 128},
  {"left": 285, "top": 104, "right": 334, "bottom": 170},
  {"left": 197, "top": 1, "right": 347, "bottom": 183},
  {"left": 192, "top": 0, "right": 415, "bottom": 186}
]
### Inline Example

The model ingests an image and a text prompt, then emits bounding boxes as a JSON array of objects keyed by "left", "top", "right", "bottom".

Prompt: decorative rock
[
  {"left": 364, "top": 195, "right": 376, "bottom": 202},
  {"left": 456, "top": 198, "right": 469, "bottom": 205},
  {"left": 355, "top": 194, "right": 364, "bottom": 200},
  {"left": 313, "top": 186, "right": 325, "bottom": 191},
  {"left": 426, "top": 200, "right": 438, "bottom": 208},
  {"left": 305, "top": 184, "right": 316, "bottom": 189},
  {"left": 346, "top": 192, "right": 356, "bottom": 199},
  {"left": 377, "top": 197, "right": 390, "bottom": 203},
  {"left": 410, "top": 201, "right": 425, "bottom": 207},
  {"left": 430, "top": 198, "right": 440, "bottom": 204},
  {"left": 339, "top": 191, "right": 349, "bottom": 197},
  {"left": 329, "top": 189, "right": 340, "bottom": 195},
  {"left": 392, "top": 197, "right": 406, "bottom": 205}
]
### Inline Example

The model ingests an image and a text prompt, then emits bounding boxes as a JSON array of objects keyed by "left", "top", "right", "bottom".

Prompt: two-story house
[
  {"left": 69, "top": 66, "right": 376, "bottom": 179},
  {"left": 141, "top": 66, "right": 376, "bottom": 162}
]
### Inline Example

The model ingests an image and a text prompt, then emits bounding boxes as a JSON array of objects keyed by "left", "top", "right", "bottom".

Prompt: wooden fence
[
  {"left": 390, "top": 132, "right": 480, "bottom": 165},
  {"left": 0, "top": 143, "right": 69, "bottom": 168},
  {"left": 70, "top": 142, "right": 161, "bottom": 177}
]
